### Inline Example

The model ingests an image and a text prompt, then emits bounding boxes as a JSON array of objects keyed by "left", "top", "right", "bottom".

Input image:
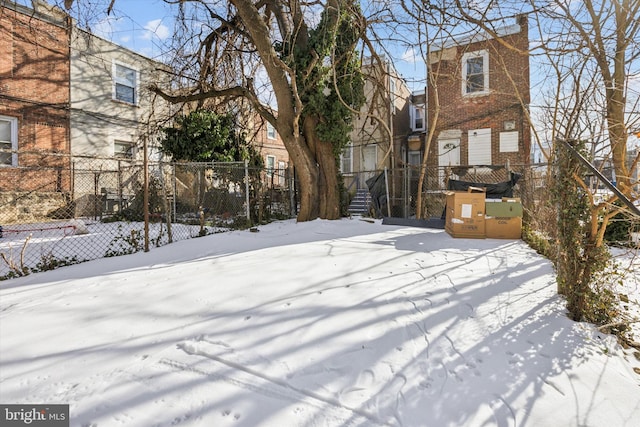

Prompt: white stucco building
[
  {"left": 69, "top": 28, "right": 173, "bottom": 215},
  {"left": 70, "top": 28, "right": 172, "bottom": 161}
]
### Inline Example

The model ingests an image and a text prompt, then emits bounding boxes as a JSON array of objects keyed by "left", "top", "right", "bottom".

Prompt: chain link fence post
[{"left": 245, "top": 159, "right": 251, "bottom": 226}]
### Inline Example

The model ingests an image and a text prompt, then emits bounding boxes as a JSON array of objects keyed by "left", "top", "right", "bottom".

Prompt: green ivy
[
  {"left": 160, "top": 110, "right": 262, "bottom": 166},
  {"left": 603, "top": 203, "right": 640, "bottom": 246},
  {"left": 276, "top": 0, "right": 365, "bottom": 160},
  {"left": 552, "top": 139, "right": 611, "bottom": 323},
  {"left": 104, "top": 225, "right": 144, "bottom": 257},
  {"left": 0, "top": 253, "right": 81, "bottom": 281}
]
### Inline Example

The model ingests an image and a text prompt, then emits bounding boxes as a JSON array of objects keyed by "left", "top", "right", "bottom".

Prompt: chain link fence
[
  {"left": 349, "top": 161, "right": 637, "bottom": 247},
  {"left": 2, "top": 149, "right": 634, "bottom": 280},
  {"left": 0, "top": 151, "right": 295, "bottom": 280},
  {"left": 346, "top": 163, "right": 536, "bottom": 219}
]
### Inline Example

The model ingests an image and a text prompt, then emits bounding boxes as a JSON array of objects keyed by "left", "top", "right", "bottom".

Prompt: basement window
[
  {"left": 114, "top": 140, "right": 134, "bottom": 159},
  {"left": 0, "top": 115, "right": 18, "bottom": 167}
]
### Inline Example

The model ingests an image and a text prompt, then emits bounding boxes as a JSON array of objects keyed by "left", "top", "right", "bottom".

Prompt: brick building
[
  {"left": 0, "top": 1, "right": 71, "bottom": 195},
  {"left": 255, "top": 118, "right": 289, "bottom": 187},
  {"left": 231, "top": 104, "right": 289, "bottom": 187},
  {"left": 409, "top": 15, "right": 530, "bottom": 182}
]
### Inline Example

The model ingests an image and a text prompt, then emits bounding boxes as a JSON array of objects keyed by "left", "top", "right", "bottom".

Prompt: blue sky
[
  {"left": 14, "top": 0, "right": 173, "bottom": 59},
  {"left": 83, "top": 0, "right": 174, "bottom": 60}
]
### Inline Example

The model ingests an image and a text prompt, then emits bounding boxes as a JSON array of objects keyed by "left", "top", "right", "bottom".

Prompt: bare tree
[
  {"left": 533, "top": 0, "right": 640, "bottom": 248},
  {"left": 398, "top": 2, "right": 450, "bottom": 219},
  {"left": 453, "top": 0, "right": 639, "bottom": 200},
  {"left": 448, "top": 0, "right": 640, "bottom": 324}
]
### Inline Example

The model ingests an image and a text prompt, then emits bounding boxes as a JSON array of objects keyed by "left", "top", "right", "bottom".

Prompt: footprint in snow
[
  {"left": 222, "top": 410, "right": 240, "bottom": 420},
  {"left": 171, "top": 414, "right": 192, "bottom": 425}
]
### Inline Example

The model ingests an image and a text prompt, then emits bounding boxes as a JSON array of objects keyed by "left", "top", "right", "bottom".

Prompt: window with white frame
[
  {"left": 411, "top": 104, "right": 425, "bottom": 131},
  {"left": 462, "top": 50, "right": 489, "bottom": 96},
  {"left": 0, "top": 115, "right": 18, "bottom": 167},
  {"left": 266, "top": 123, "right": 276, "bottom": 140},
  {"left": 113, "top": 62, "right": 138, "bottom": 104},
  {"left": 114, "top": 140, "right": 134, "bottom": 159},
  {"left": 340, "top": 144, "right": 353, "bottom": 174},
  {"left": 266, "top": 155, "right": 276, "bottom": 177}
]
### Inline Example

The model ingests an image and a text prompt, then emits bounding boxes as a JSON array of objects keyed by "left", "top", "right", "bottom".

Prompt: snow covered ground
[{"left": 0, "top": 218, "right": 638, "bottom": 427}]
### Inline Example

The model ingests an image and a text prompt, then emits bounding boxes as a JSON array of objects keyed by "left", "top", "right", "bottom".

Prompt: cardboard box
[
  {"left": 485, "top": 200, "right": 523, "bottom": 217},
  {"left": 445, "top": 189, "right": 486, "bottom": 238},
  {"left": 485, "top": 216, "right": 522, "bottom": 239}
]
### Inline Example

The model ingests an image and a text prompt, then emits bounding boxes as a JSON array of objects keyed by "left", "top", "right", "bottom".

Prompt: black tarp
[
  {"left": 382, "top": 216, "right": 446, "bottom": 229},
  {"left": 375, "top": 170, "right": 522, "bottom": 228},
  {"left": 366, "top": 172, "right": 387, "bottom": 217},
  {"left": 447, "top": 172, "right": 522, "bottom": 199}
]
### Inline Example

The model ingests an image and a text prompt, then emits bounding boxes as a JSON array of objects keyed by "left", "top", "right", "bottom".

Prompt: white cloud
[
  {"left": 92, "top": 16, "right": 120, "bottom": 40},
  {"left": 142, "top": 19, "right": 170, "bottom": 41},
  {"left": 401, "top": 48, "right": 418, "bottom": 64}
]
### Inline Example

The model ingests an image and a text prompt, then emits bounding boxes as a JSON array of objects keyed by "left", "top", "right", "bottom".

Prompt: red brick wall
[
  {"left": 427, "top": 15, "right": 530, "bottom": 167},
  {"left": 0, "top": 5, "right": 70, "bottom": 192}
]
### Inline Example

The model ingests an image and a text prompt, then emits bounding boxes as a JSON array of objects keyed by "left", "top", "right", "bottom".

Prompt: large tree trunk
[
  {"left": 295, "top": 158, "right": 320, "bottom": 221},
  {"left": 303, "top": 116, "right": 340, "bottom": 219},
  {"left": 282, "top": 132, "right": 320, "bottom": 222},
  {"left": 607, "top": 103, "right": 630, "bottom": 194},
  {"left": 607, "top": 0, "right": 632, "bottom": 196},
  {"left": 317, "top": 142, "right": 341, "bottom": 219}
]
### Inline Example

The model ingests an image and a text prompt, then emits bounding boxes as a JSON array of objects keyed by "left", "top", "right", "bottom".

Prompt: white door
[
  {"left": 362, "top": 144, "right": 377, "bottom": 186},
  {"left": 438, "top": 138, "right": 461, "bottom": 187}
]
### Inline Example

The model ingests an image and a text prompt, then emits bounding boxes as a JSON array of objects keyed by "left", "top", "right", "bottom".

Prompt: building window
[
  {"left": 278, "top": 161, "right": 286, "bottom": 186},
  {"left": 340, "top": 144, "right": 353, "bottom": 174},
  {"left": 462, "top": 50, "right": 489, "bottom": 96},
  {"left": 408, "top": 150, "right": 422, "bottom": 182},
  {"left": 499, "top": 131, "right": 519, "bottom": 152},
  {"left": 266, "top": 155, "right": 276, "bottom": 177},
  {"left": 114, "top": 140, "right": 134, "bottom": 159},
  {"left": 113, "top": 62, "right": 138, "bottom": 104},
  {"left": 0, "top": 115, "right": 18, "bottom": 167},
  {"left": 267, "top": 123, "right": 276, "bottom": 140},
  {"left": 468, "top": 128, "right": 492, "bottom": 165},
  {"left": 411, "top": 104, "right": 425, "bottom": 131}
]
